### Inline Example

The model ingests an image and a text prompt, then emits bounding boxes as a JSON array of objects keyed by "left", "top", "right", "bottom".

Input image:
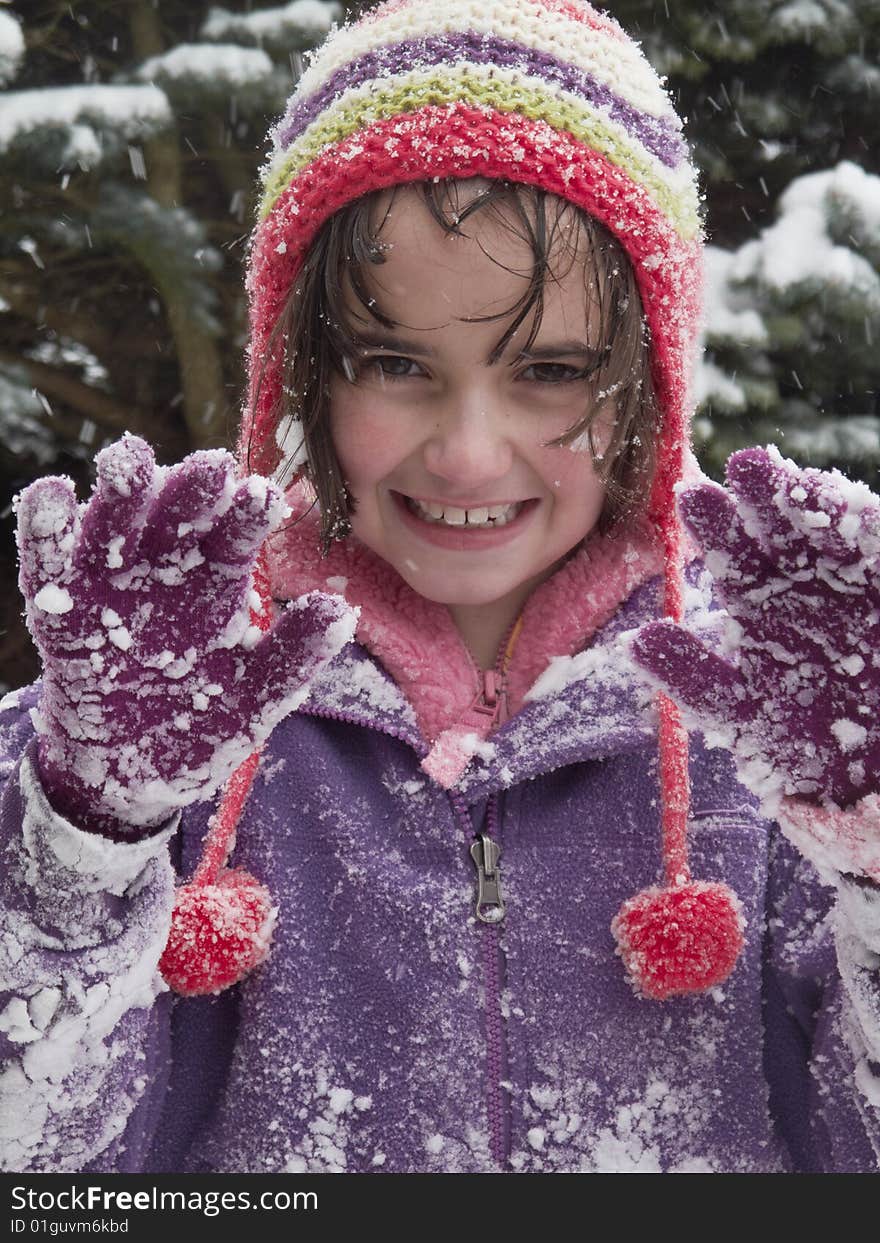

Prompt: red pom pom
[
  {"left": 611, "top": 881, "right": 744, "bottom": 1001},
  {"left": 159, "top": 869, "right": 276, "bottom": 996}
]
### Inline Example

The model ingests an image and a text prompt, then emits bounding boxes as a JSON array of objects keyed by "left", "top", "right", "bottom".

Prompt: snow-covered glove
[
  {"left": 15, "top": 433, "right": 356, "bottom": 835},
  {"left": 630, "top": 446, "right": 880, "bottom": 879}
]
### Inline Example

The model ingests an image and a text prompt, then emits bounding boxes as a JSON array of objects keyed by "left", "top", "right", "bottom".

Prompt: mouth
[{"left": 397, "top": 494, "right": 531, "bottom": 529}]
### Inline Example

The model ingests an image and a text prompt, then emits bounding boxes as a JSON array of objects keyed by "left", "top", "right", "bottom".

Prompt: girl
[{"left": 3, "top": 0, "right": 880, "bottom": 1173}]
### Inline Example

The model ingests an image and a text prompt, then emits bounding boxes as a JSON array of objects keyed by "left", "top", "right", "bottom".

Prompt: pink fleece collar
[{"left": 267, "top": 489, "right": 663, "bottom": 777}]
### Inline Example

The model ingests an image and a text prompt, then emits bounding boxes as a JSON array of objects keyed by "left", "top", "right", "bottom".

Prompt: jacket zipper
[
  {"left": 483, "top": 793, "right": 509, "bottom": 1168},
  {"left": 450, "top": 786, "right": 508, "bottom": 1167},
  {"left": 459, "top": 620, "right": 522, "bottom": 1170},
  {"left": 459, "top": 614, "right": 520, "bottom": 733},
  {"left": 470, "top": 832, "right": 505, "bottom": 922},
  {"left": 301, "top": 627, "right": 520, "bottom": 1171}
]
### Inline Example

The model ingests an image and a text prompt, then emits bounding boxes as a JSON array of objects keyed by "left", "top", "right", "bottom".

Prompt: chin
[
  {"left": 399, "top": 578, "right": 501, "bottom": 606},
  {"left": 396, "top": 561, "right": 540, "bottom": 608}
]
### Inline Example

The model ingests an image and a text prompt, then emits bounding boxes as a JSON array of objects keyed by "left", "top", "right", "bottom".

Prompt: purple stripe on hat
[{"left": 277, "top": 32, "right": 686, "bottom": 170}]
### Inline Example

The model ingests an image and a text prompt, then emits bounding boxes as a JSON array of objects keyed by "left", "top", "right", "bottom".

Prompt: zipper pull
[
  {"left": 464, "top": 670, "right": 508, "bottom": 731},
  {"left": 470, "top": 833, "right": 505, "bottom": 924}
]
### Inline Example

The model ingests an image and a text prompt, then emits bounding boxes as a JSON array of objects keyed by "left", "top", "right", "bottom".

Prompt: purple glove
[
  {"left": 631, "top": 446, "right": 880, "bottom": 811},
  {"left": 15, "top": 434, "right": 356, "bottom": 834}
]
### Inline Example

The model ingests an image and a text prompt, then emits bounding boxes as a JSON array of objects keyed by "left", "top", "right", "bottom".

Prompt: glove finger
[
  {"left": 74, "top": 434, "right": 158, "bottom": 575},
  {"left": 139, "top": 449, "right": 236, "bottom": 562},
  {"left": 822, "top": 481, "right": 880, "bottom": 602},
  {"left": 630, "top": 620, "right": 744, "bottom": 725},
  {"left": 200, "top": 476, "right": 286, "bottom": 570},
  {"left": 14, "top": 476, "right": 79, "bottom": 602},
  {"left": 725, "top": 446, "right": 856, "bottom": 569},
  {"left": 676, "top": 482, "right": 770, "bottom": 596},
  {"left": 860, "top": 505, "right": 880, "bottom": 600},
  {"left": 239, "top": 592, "right": 357, "bottom": 731}
]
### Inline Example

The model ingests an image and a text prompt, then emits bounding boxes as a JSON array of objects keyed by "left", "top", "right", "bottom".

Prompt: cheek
[
  {"left": 329, "top": 393, "right": 396, "bottom": 486},
  {"left": 544, "top": 455, "right": 607, "bottom": 549},
  {"left": 590, "top": 401, "right": 619, "bottom": 460},
  {"left": 330, "top": 418, "right": 367, "bottom": 483},
  {"left": 540, "top": 439, "right": 606, "bottom": 501}
]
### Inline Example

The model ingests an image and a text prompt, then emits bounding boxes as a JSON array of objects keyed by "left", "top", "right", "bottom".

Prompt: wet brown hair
[{"left": 251, "top": 178, "right": 659, "bottom": 553}]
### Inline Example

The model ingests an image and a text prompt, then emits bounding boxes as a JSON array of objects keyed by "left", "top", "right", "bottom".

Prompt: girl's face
[{"left": 329, "top": 185, "right": 614, "bottom": 627}]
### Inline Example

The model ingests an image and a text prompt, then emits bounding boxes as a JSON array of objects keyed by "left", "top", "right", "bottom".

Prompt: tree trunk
[{"left": 129, "top": 0, "right": 228, "bottom": 450}]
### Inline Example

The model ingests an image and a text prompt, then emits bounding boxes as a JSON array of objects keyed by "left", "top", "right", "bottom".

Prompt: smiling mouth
[{"left": 400, "top": 495, "right": 527, "bottom": 528}]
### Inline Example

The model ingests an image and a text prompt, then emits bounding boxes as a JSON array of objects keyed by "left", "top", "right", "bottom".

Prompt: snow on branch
[
  {"left": 200, "top": 1, "right": 341, "bottom": 53},
  {"left": 731, "top": 161, "right": 880, "bottom": 316},
  {"left": 770, "top": 0, "right": 856, "bottom": 47},
  {"left": 772, "top": 414, "right": 880, "bottom": 465},
  {"left": 0, "top": 85, "right": 172, "bottom": 172},
  {"left": 136, "top": 43, "right": 274, "bottom": 92},
  {"left": 702, "top": 247, "right": 768, "bottom": 349},
  {"left": 0, "top": 11, "right": 24, "bottom": 88}
]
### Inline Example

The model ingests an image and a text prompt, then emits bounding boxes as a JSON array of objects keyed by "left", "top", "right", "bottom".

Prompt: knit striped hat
[{"left": 160, "top": 0, "right": 745, "bottom": 1000}]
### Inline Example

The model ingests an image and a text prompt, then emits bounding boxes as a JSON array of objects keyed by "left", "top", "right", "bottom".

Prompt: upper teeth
[{"left": 409, "top": 498, "right": 521, "bottom": 527}]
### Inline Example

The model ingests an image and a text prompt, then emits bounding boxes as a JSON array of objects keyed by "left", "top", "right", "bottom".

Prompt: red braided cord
[
  {"left": 191, "top": 551, "right": 274, "bottom": 887},
  {"left": 655, "top": 403, "right": 692, "bottom": 888}
]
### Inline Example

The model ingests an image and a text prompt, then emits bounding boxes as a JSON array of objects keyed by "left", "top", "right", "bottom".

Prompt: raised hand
[
  {"left": 631, "top": 446, "right": 880, "bottom": 811},
  {"left": 15, "top": 434, "right": 356, "bottom": 833}
]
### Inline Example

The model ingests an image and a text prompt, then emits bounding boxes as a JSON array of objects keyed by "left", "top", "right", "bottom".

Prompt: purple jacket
[{"left": 2, "top": 548, "right": 880, "bottom": 1172}]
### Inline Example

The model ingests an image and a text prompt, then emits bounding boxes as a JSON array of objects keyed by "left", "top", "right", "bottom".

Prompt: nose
[{"left": 421, "top": 388, "right": 515, "bottom": 492}]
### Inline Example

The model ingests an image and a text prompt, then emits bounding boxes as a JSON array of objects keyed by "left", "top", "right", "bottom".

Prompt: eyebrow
[
  {"left": 352, "top": 331, "right": 437, "bottom": 358},
  {"left": 516, "top": 342, "right": 603, "bottom": 361},
  {"left": 351, "top": 332, "right": 600, "bottom": 364}
]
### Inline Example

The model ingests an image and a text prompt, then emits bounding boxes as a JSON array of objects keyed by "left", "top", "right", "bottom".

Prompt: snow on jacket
[{"left": 2, "top": 510, "right": 880, "bottom": 1173}]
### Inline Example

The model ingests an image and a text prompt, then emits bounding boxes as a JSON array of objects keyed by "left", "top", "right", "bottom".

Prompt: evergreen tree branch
[
  {"left": 0, "top": 349, "right": 150, "bottom": 434},
  {"left": 0, "top": 276, "right": 158, "bottom": 361}
]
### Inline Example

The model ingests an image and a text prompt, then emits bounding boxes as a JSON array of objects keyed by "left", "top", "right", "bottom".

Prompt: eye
[
  {"left": 362, "top": 354, "right": 426, "bottom": 380},
  {"left": 519, "top": 361, "right": 589, "bottom": 384}
]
